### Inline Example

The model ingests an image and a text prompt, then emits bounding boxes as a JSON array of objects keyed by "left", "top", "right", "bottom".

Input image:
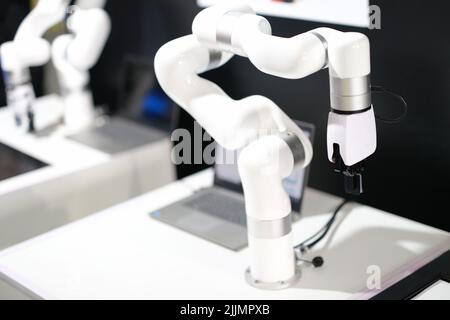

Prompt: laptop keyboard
[{"left": 184, "top": 191, "right": 247, "bottom": 226}]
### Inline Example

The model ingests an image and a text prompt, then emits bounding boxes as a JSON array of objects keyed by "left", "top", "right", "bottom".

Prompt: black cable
[
  {"left": 371, "top": 85, "right": 408, "bottom": 124},
  {"left": 295, "top": 199, "right": 350, "bottom": 253}
]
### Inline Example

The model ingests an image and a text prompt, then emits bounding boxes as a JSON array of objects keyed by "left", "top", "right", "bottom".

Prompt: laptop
[{"left": 151, "top": 121, "right": 315, "bottom": 251}]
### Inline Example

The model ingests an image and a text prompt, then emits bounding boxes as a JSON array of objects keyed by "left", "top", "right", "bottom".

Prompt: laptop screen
[
  {"left": 214, "top": 121, "right": 315, "bottom": 213},
  {"left": 0, "top": 143, "right": 48, "bottom": 182}
]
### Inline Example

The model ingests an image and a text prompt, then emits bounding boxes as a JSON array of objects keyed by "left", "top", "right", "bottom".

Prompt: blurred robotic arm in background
[
  {"left": 0, "top": 0, "right": 70, "bottom": 132},
  {"left": 52, "top": 1, "right": 111, "bottom": 133}
]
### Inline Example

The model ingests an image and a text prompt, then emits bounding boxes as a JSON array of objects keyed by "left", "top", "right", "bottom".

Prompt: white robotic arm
[
  {"left": 192, "top": 3, "right": 376, "bottom": 193},
  {"left": 52, "top": 6, "right": 111, "bottom": 133},
  {"left": 0, "top": 0, "right": 70, "bottom": 132},
  {"left": 155, "top": 3, "right": 377, "bottom": 288},
  {"left": 13, "top": 0, "right": 69, "bottom": 66},
  {"left": 155, "top": 35, "right": 313, "bottom": 159}
]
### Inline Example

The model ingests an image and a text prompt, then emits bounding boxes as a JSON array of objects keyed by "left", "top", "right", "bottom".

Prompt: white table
[
  {"left": 0, "top": 96, "right": 110, "bottom": 196},
  {"left": 0, "top": 169, "right": 448, "bottom": 300},
  {"left": 0, "top": 97, "right": 175, "bottom": 250}
]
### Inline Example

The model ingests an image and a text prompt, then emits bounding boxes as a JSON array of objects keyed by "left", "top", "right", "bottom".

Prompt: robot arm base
[{"left": 238, "top": 134, "right": 307, "bottom": 283}]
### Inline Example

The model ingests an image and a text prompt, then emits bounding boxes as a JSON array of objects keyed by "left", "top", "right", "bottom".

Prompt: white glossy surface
[
  {"left": 414, "top": 280, "right": 450, "bottom": 300},
  {"left": 0, "top": 170, "right": 448, "bottom": 300}
]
